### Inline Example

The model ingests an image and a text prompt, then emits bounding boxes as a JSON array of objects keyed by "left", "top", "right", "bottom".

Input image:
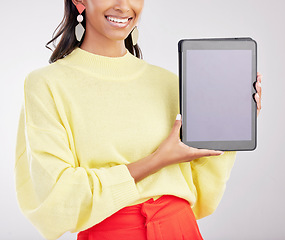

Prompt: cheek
[
  {"left": 132, "top": 0, "right": 144, "bottom": 17},
  {"left": 86, "top": 1, "right": 106, "bottom": 19},
  {"left": 87, "top": 0, "right": 104, "bottom": 10},
  {"left": 85, "top": 3, "right": 106, "bottom": 28}
]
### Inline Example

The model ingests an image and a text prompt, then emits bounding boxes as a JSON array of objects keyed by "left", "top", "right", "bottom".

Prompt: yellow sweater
[{"left": 15, "top": 47, "right": 236, "bottom": 240}]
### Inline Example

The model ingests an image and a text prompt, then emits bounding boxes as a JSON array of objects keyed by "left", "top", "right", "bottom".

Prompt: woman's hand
[
  {"left": 255, "top": 72, "right": 262, "bottom": 117},
  {"left": 127, "top": 115, "right": 223, "bottom": 183},
  {"left": 153, "top": 114, "right": 223, "bottom": 168}
]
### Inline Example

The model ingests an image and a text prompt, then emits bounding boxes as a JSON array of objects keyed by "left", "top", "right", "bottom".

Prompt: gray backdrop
[{"left": 2, "top": 0, "right": 284, "bottom": 239}]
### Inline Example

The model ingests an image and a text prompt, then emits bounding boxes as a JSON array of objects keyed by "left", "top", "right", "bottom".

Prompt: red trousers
[{"left": 77, "top": 195, "right": 204, "bottom": 240}]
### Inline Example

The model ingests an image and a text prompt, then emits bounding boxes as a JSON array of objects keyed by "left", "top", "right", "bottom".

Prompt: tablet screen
[{"left": 185, "top": 49, "right": 252, "bottom": 142}]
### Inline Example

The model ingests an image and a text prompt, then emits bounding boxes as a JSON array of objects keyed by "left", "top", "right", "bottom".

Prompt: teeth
[{"left": 107, "top": 16, "right": 129, "bottom": 23}]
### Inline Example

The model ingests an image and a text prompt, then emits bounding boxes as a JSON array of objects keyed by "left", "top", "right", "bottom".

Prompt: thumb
[
  {"left": 170, "top": 114, "right": 182, "bottom": 137},
  {"left": 175, "top": 113, "right": 182, "bottom": 124}
]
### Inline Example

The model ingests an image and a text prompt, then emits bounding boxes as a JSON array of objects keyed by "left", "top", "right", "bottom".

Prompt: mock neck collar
[{"left": 56, "top": 47, "right": 147, "bottom": 80}]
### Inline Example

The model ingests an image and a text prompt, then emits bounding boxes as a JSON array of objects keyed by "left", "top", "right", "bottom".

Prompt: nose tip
[{"left": 114, "top": 1, "right": 131, "bottom": 12}]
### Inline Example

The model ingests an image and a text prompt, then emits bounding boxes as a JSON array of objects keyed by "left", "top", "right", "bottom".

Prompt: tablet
[{"left": 178, "top": 38, "right": 257, "bottom": 151}]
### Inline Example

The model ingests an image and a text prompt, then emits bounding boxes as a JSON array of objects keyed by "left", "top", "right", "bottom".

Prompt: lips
[{"left": 105, "top": 15, "right": 133, "bottom": 28}]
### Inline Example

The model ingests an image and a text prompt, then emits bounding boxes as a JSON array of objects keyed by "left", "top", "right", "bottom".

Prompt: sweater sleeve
[
  {"left": 190, "top": 151, "right": 237, "bottom": 219},
  {"left": 14, "top": 72, "right": 141, "bottom": 240}
]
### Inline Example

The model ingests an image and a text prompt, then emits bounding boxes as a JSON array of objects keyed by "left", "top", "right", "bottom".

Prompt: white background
[{"left": 2, "top": 0, "right": 285, "bottom": 239}]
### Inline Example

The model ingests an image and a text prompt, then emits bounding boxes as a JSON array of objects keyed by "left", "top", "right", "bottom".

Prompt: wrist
[
  {"left": 126, "top": 151, "right": 165, "bottom": 183},
  {"left": 151, "top": 151, "right": 167, "bottom": 169}
]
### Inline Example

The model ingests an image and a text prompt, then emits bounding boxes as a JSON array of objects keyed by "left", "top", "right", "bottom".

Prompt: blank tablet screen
[{"left": 185, "top": 49, "right": 252, "bottom": 141}]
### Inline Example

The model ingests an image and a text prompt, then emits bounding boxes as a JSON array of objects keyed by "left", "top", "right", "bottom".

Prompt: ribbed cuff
[{"left": 96, "top": 164, "right": 141, "bottom": 208}]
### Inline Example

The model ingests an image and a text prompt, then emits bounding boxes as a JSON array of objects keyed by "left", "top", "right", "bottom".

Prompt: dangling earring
[
  {"left": 131, "top": 26, "right": 139, "bottom": 46},
  {"left": 75, "top": 2, "right": 86, "bottom": 42}
]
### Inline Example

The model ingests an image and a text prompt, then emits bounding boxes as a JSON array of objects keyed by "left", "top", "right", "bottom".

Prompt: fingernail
[
  {"left": 176, "top": 114, "right": 181, "bottom": 121},
  {"left": 220, "top": 152, "right": 224, "bottom": 155},
  {"left": 257, "top": 82, "right": 261, "bottom": 88}
]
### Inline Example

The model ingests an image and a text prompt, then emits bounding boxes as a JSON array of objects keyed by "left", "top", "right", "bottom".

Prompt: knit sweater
[{"left": 15, "top": 47, "right": 237, "bottom": 240}]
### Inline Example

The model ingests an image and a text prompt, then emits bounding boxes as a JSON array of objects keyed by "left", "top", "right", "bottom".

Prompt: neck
[{"left": 80, "top": 29, "right": 127, "bottom": 58}]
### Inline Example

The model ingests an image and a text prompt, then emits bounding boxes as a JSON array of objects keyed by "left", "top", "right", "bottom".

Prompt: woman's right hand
[{"left": 153, "top": 114, "right": 224, "bottom": 167}]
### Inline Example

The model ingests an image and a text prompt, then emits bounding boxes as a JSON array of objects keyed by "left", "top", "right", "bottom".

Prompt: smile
[{"left": 105, "top": 16, "right": 133, "bottom": 28}]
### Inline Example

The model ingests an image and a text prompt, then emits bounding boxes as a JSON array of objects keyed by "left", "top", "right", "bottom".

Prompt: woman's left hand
[{"left": 254, "top": 72, "right": 262, "bottom": 117}]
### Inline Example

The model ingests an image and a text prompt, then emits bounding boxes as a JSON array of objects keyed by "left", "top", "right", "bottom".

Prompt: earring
[
  {"left": 131, "top": 26, "right": 139, "bottom": 46},
  {"left": 75, "top": 2, "right": 86, "bottom": 42}
]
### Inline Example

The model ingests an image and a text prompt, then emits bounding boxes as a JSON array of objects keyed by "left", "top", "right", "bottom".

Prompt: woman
[{"left": 14, "top": 0, "right": 262, "bottom": 239}]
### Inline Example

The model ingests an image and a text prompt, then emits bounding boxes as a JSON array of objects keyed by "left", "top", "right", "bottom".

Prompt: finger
[
  {"left": 257, "top": 72, "right": 262, "bottom": 83},
  {"left": 194, "top": 148, "right": 224, "bottom": 158},
  {"left": 255, "top": 81, "right": 262, "bottom": 98},
  {"left": 255, "top": 93, "right": 261, "bottom": 117},
  {"left": 171, "top": 114, "right": 182, "bottom": 137},
  {"left": 254, "top": 93, "right": 261, "bottom": 110}
]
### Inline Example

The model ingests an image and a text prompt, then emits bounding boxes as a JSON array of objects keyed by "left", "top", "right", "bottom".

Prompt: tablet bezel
[{"left": 178, "top": 38, "right": 257, "bottom": 151}]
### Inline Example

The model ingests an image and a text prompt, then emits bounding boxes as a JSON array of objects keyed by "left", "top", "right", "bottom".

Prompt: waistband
[{"left": 86, "top": 195, "right": 191, "bottom": 232}]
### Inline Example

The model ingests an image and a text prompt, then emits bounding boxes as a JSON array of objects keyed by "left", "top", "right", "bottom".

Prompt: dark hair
[{"left": 45, "top": 0, "right": 142, "bottom": 64}]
